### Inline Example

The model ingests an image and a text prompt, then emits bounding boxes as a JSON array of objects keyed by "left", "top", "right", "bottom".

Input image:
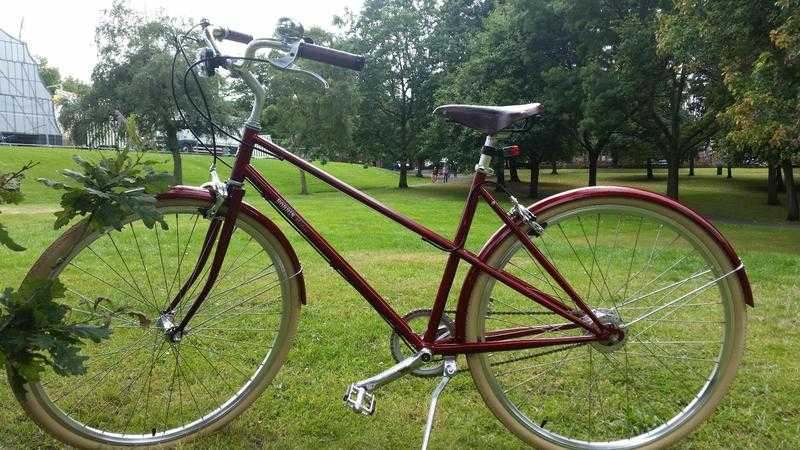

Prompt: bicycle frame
[{"left": 166, "top": 127, "right": 614, "bottom": 355}]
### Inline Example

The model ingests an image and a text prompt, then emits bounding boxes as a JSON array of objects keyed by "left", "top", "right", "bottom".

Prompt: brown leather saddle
[{"left": 433, "top": 103, "right": 543, "bottom": 135}]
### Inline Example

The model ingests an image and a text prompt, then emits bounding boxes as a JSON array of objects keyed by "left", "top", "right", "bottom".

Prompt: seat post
[{"left": 475, "top": 135, "right": 497, "bottom": 174}]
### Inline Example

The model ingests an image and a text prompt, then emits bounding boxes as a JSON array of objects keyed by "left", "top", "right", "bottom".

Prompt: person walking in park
[
  {"left": 432, "top": 165, "right": 439, "bottom": 183},
  {"left": 442, "top": 163, "right": 450, "bottom": 183}
]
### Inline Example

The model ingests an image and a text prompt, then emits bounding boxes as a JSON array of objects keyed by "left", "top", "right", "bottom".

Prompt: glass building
[{"left": 0, "top": 28, "right": 62, "bottom": 145}]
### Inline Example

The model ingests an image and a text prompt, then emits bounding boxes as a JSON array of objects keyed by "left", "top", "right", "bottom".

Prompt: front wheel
[
  {"left": 465, "top": 192, "right": 747, "bottom": 449},
  {"left": 9, "top": 197, "right": 302, "bottom": 448}
]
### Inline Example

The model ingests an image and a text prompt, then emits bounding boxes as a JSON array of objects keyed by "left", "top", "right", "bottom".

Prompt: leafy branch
[
  {"left": 0, "top": 278, "right": 111, "bottom": 383},
  {"left": 1, "top": 119, "right": 176, "bottom": 385},
  {"left": 0, "top": 161, "right": 39, "bottom": 251},
  {"left": 39, "top": 148, "right": 174, "bottom": 232}
]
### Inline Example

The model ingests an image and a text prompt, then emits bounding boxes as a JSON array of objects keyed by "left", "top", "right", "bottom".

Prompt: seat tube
[
  {"left": 475, "top": 135, "right": 497, "bottom": 173},
  {"left": 422, "top": 160, "right": 488, "bottom": 343}
]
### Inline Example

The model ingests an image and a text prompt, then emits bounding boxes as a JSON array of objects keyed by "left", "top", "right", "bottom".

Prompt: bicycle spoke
[
  {"left": 502, "top": 346, "right": 577, "bottom": 394},
  {"left": 31, "top": 204, "right": 295, "bottom": 443},
  {"left": 155, "top": 225, "right": 170, "bottom": 305},
  {"left": 625, "top": 269, "right": 733, "bottom": 328},
  {"left": 130, "top": 223, "right": 159, "bottom": 312},
  {"left": 474, "top": 203, "right": 738, "bottom": 446},
  {"left": 107, "top": 232, "right": 156, "bottom": 310}
]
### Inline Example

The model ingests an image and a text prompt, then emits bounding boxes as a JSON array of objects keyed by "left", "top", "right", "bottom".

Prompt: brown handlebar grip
[
  {"left": 224, "top": 29, "right": 253, "bottom": 44},
  {"left": 296, "top": 42, "right": 365, "bottom": 71}
]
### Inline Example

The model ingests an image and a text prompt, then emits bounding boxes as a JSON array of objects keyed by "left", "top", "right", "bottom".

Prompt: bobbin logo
[{"left": 274, "top": 197, "right": 297, "bottom": 219}]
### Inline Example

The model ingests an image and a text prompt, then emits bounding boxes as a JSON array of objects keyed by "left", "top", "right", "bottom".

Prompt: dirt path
[{"left": 0, "top": 205, "right": 59, "bottom": 215}]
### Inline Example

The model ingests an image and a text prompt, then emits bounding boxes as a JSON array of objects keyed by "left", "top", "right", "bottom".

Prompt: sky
[{"left": 0, "top": 0, "right": 363, "bottom": 83}]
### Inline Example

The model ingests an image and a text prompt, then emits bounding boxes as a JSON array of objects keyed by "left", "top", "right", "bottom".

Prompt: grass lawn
[{"left": 1, "top": 146, "right": 798, "bottom": 449}]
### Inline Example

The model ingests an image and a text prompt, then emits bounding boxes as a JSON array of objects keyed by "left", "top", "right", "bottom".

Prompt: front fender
[
  {"left": 453, "top": 186, "right": 753, "bottom": 339},
  {"left": 159, "top": 186, "right": 307, "bottom": 305}
]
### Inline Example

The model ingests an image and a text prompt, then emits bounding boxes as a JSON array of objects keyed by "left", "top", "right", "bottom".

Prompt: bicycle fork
[
  {"left": 160, "top": 172, "right": 245, "bottom": 340},
  {"left": 343, "top": 348, "right": 458, "bottom": 450}
]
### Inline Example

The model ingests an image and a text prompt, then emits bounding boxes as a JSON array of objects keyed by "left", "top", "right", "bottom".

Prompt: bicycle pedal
[{"left": 343, "top": 384, "right": 376, "bottom": 416}]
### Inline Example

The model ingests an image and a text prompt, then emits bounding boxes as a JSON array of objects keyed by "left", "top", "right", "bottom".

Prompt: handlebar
[
  {"left": 197, "top": 19, "right": 365, "bottom": 128},
  {"left": 297, "top": 42, "right": 365, "bottom": 71},
  {"left": 213, "top": 27, "right": 253, "bottom": 44},
  {"left": 208, "top": 24, "right": 365, "bottom": 72}
]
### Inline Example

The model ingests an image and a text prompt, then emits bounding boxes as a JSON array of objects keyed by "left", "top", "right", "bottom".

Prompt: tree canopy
[{"left": 49, "top": 0, "right": 800, "bottom": 219}]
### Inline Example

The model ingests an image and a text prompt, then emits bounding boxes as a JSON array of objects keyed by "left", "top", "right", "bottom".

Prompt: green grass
[
  {"left": 505, "top": 165, "right": 799, "bottom": 224},
  {"left": 1, "top": 146, "right": 799, "bottom": 449}
]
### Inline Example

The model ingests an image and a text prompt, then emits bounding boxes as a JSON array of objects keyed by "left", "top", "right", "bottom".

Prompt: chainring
[{"left": 389, "top": 309, "right": 455, "bottom": 378}]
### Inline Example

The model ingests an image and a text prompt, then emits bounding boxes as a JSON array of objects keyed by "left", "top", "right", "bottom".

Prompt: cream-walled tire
[
  {"left": 465, "top": 195, "right": 747, "bottom": 449},
  {"left": 9, "top": 198, "right": 301, "bottom": 449}
]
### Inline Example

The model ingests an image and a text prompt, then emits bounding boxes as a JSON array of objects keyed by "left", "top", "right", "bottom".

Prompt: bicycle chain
[{"left": 436, "top": 309, "right": 580, "bottom": 375}]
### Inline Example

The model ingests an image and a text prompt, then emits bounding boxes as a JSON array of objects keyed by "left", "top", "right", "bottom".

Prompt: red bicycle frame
[{"left": 166, "top": 127, "right": 614, "bottom": 355}]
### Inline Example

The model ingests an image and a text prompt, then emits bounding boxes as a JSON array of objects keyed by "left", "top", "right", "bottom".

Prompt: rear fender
[
  {"left": 453, "top": 186, "right": 753, "bottom": 339},
  {"left": 159, "top": 186, "right": 307, "bottom": 305}
]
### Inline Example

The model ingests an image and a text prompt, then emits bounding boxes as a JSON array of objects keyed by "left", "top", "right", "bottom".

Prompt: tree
[
  {"left": 542, "top": 2, "right": 636, "bottom": 187},
  {"left": 56, "top": 78, "right": 93, "bottom": 146},
  {"left": 88, "top": 0, "right": 231, "bottom": 184},
  {"left": 36, "top": 57, "right": 61, "bottom": 94},
  {"left": 543, "top": 62, "right": 631, "bottom": 186},
  {"left": 421, "top": 0, "right": 495, "bottom": 170},
  {"left": 613, "top": 1, "right": 724, "bottom": 200},
  {"left": 62, "top": 76, "right": 90, "bottom": 97},
  {"left": 259, "top": 28, "right": 360, "bottom": 163},
  {"left": 668, "top": 0, "right": 800, "bottom": 219},
  {"left": 438, "top": 0, "right": 577, "bottom": 196},
  {"left": 348, "top": 0, "right": 439, "bottom": 188}
]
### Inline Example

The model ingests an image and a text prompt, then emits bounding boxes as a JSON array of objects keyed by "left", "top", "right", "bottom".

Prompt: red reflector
[{"left": 509, "top": 145, "right": 521, "bottom": 156}]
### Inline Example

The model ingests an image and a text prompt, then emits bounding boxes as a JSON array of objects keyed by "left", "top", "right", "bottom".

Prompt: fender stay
[{"left": 454, "top": 186, "right": 754, "bottom": 339}]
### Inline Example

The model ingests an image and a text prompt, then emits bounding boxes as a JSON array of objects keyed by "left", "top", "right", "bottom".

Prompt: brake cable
[{"left": 173, "top": 30, "right": 224, "bottom": 170}]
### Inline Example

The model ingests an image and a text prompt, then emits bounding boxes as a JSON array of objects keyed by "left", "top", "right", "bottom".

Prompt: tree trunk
[
  {"left": 166, "top": 125, "right": 182, "bottom": 184},
  {"left": 509, "top": 157, "right": 520, "bottom": 182},
  {"left": 528, "top": 153, "right": 541, "bottom": 199},
  {"left": 782, "top": 159, "right": 798, "bottom": 221},
  {"left": 415, "top": 157, "right": 424, "bottom": 177},
  {"left": 666, "top": 157, "right": 680, "bottom": 199},
  {"left": 726, "top": 165, "right": 732, "bottom": 179},
  {"left": 399, "top": 162, "right": 408, "bottom": 189},
  {"left": 588, "top": 151, "right": 599, "bottom": 186},
  {"left": 646, "top": 159, "right": 654, "bottom": 179},
  {"left": 551, "top": 160, "right": 558, "bottom": 175},
  {"left": 776, "top": 164, "right": 786, "bottom": 192},
  {"left": 767, "top": 159, "right": 779, "bottom": 205},
  {"left": 299, "top": 168, "right": 309, "bottom": 195},
  {"left": 688, "top": 155, "right": 695, "bottom": 176},
  {"left": 716, "top": 164, "right": 723, "bottom": 175}
]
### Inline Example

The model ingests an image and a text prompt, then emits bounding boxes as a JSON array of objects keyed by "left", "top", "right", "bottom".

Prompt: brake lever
[
  {"left": 287, "top": 64, "right": 329, "bottom": 89},
  {"left": 267, "top": 40, "right": 329, "bottom": 89}
]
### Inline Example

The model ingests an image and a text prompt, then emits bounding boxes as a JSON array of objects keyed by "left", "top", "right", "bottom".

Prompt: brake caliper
[{"left": 508, "top": 195, "right": 545, "bottom": 236}]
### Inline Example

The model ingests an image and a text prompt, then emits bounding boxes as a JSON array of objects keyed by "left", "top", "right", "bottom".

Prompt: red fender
[
  {"left": 158, "top": 186, "right": 306, "bottom": 305},
  {"left": 454, "top": 186, "right": 754, "bottom": 339}
]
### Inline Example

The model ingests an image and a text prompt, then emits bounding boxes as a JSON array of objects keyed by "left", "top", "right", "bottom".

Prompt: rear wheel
[
  {"left": 9, "top": 197, "right": 301, "bottom": 448},
  {"left": 465, "top": 194, "right": 747, "bottom": 449}
]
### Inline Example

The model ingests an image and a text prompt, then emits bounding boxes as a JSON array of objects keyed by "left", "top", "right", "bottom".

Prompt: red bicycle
[{"left": 11, "top": 19, "right": 753, "bottom": 449}]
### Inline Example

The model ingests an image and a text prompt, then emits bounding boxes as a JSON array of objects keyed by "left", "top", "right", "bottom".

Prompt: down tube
[{"left": 243, "top": 165, "right": 423, "bottom": 348}]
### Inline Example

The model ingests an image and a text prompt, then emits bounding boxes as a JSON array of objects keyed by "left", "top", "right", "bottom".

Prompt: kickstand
[{"left": 421, "top": 358, "right": 457, "bottom": 450}]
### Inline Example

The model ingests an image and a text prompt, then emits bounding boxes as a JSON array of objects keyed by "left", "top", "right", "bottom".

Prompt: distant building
[{"left": 0, "top": 28, "right": 62, "bottom": 145}]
